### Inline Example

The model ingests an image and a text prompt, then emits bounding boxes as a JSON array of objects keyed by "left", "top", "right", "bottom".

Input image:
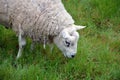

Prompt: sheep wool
[{"left": 0, "top": 0, "right": 74, "bottom": 44}]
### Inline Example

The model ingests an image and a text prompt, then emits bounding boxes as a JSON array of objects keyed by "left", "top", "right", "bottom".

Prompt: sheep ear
[
  {"left": 73, "top": 25, "right": 86, "bottom": 30},
  {"left": 60, "top": 29, "right": 70, "bottom": 39}
]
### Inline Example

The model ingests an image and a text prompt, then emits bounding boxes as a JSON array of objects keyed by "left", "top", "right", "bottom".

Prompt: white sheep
[{"left": 0, "top": 0, "right": 85, "bottom": 59}]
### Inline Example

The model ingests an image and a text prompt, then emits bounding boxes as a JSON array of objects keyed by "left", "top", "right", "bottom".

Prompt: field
[{"left": 0, "top": 0, "right": 120, "bottom": 80}]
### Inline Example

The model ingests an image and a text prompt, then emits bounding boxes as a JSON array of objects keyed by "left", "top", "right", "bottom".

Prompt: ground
[{"left": 0, "top": 0, "right": 120, "bottom": 80}]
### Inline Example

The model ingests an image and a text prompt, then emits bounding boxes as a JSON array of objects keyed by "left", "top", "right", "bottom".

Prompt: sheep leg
[
  {"left": 30, "top": 41, "right": 36, "bottom": 51},
  {"left": 16, "top": 25, "right": 26, "bottom": 59},
  {"left": 49, "top": 44, "right": 54, "bottom": 53},
  {"left": 16, "top": 35, "right": 26, "bottom": 59},
  {"left": 16, "top": 34, "right": 26, "bottom": 59}
]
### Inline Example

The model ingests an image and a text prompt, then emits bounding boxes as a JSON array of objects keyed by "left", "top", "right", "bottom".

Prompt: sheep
[{"left": 0, "top": 0, "right": 85, "bottom": 59}]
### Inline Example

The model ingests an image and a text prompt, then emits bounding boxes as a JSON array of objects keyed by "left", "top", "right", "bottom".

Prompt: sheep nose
[{"left": 71, "top": 55, "right": 75, "bottom": 58}]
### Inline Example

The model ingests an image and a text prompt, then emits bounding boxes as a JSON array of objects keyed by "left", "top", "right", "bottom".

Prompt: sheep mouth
[{"left": 63, "top": 52, "right": 75, "bottom": 58}]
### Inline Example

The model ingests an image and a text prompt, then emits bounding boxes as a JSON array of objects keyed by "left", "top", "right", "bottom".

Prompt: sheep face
[{"left": 53, "top": 25, "right": 85, "bottom": 58}]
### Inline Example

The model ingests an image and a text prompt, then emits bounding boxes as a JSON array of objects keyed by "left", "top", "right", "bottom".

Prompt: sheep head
[{"left": 53, "top": 25, "right": 85, "bottom": 58}]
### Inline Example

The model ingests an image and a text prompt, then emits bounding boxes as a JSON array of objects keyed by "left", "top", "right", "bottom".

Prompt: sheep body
[{"left": 0, "top": 0, "right": 74, "bottom": 43}]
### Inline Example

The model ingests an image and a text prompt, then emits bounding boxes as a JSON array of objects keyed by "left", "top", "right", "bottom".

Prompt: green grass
[{"left": 0, "top": 0, "right": 120, "bottom": 80}]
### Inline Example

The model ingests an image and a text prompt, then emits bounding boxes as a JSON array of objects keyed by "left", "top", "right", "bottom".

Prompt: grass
[{"left": 0, "top": 0, "right": 120, "bottom": 80}]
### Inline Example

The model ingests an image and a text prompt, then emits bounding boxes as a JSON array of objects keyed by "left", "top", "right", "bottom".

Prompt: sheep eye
[{"left": 65, "top": 40, "right": 70, "bottom": 47}]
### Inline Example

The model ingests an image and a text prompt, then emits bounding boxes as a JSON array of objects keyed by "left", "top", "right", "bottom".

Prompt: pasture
[{"left": 0, "top": 0, "right": 120, "bottom": 80}]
